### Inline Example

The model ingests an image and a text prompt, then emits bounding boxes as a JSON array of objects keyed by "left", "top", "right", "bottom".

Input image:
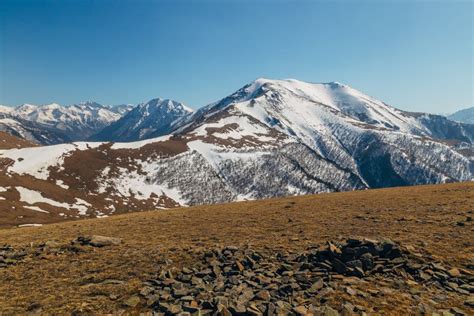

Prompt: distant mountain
[
  {"left": 90, "top": 98, "right": 193, "bottom": 142},
  {"left": 0, "top": 102, "right": 124, "bottom": 144},
  {"left": 0, "top": 112, "right": 72, "bottom": 145},
  {"left": 448, "top": 107, "right": 474, "bottom": 124},
  {"left": 111, "top": 104, "right": 135, "bottom": 115},
  {"left": 14, "top": 101, "right": 121, "bottom": 140},
  {"left": 1, "top": 78, "right": 471, "bottom": 222}
]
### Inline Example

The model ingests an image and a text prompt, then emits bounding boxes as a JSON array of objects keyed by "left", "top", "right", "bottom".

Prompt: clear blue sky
[{"left": 0, "top": 0, "right": 472, "bottom": 113}]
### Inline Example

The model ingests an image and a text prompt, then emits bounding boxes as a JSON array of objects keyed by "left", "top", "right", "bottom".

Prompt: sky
[{"left": 0, "top": 0, "right": 472, "bottom": 114}]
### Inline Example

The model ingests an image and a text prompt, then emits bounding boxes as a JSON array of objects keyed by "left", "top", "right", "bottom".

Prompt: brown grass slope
[
  {"left": 0, "top": 131, "right": 36, "bottom": 149},
  {"left": 0, "top": 182, "right": 472, "bottom": 314}
]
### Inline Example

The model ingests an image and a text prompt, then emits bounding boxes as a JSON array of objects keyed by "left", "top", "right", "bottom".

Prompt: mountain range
[
  {"left": 0, "top": 78, "right": 472, "bottom": 225},
  {"left": 448, "top": 107, "right": 474, "bottom": 124},
  {"left": 0, "top": 102, "right": 127, "bottom": 144}
]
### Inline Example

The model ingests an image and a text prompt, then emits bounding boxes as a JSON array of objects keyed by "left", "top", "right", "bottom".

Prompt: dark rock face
[{"left": 131, "top": 239, "right": 473, "bottom": 315}]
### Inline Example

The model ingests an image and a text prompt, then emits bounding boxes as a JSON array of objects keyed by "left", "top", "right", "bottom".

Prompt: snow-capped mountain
[
  {"left": 0, "top": 112, "right": 73, "bottom": 145},
  {"left": 90, "top": 98, "right": 193, "bottom": 142},
  {"left": 0, "top": 101, "right": 127, "bottom": 144},
  {"left": 110, "top": 104, "right": 135, "bottom": 115},
  {"left": 0, "top": 78, "right": 472, "bottom": 224},
  {"left": 14, "top": 101, "right": 122, "bottom": 140},
  {"left": 448, "top": 107, "right": 474, "bottom": 124}
]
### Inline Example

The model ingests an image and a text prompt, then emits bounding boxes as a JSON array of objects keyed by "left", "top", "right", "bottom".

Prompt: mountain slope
[
  {"left": 90, "top": 98, "right": 193, "bottom": 142},
  {"left": 448, "top": 107, "right": 474, "bottom": 124},
  {"left": 0, "top": 131, "right": 37, "bottom": 149},
  {"left": 0, "top": 78, "right": 471, "bottom": 223},
  {"left": 0, "top": 112, "right": 73, "bottom": 145}
]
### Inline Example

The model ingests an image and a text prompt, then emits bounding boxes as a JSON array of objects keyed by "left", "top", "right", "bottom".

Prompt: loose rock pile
[
  {"left": 135, "top": 238, "right": 473, "bottom": 315},
  {"left": 0, "top": 235, "right": 120, "bottom": 268}
]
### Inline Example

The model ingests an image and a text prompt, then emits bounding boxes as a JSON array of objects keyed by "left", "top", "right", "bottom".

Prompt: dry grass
[
  {"left": 0, "top": 182, "right": 472, "bottom": 314},
  {"left": 0, "top": 131, "right": 36, "bottom": 149}
]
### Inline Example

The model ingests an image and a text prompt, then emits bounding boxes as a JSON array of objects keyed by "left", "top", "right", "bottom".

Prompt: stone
[
  {"left": 464, "top": 297, "right": 474, "bottom": 307},
  {"left": 360, "top": 253, "right": 374, "bottom": 271},
  {"left": 332, "top": 258, "right": 347, "bottom": 274},
  {"left": 447, "top": 268, "right": 461, "bottom": 277},
  {"left": 450, "top": 307, "right": 467, "bottom": 316},
  {"left": 123, "top": 295, "right": 141, "bottom": 308},
  {"left": 345, "top": 287, "right": 357, "bottom": 296},
  {"left": 139, "top": 286, "right": 154, "bottom": 297},
  {"left": 76, "top": 235, "right": 122, "bottom": 247},
  {"left": 182, "top": 267, "right": 193, "bottom": 274},
  {"left": 217, "top": 304, "right": 232, "bottom": 316},
  {"left": 254, "top": 290, "right": 271, "bottom": 301},
  {"left": 247, "top": 304, "right": 263, "bottom": 316},
  {"left": 313, "top": 305, "right": 340, "bottom": 316},
  {"left": 328, "top": 242, "right": 342, "bottom": 255},
  {"left": 229, "top": 304, "right": 246, "bottom": 315},
  {"left": 293, "top": 305, "right": 307, "bottom": 315},
  {"left": 308, "top": 278, "right": 324, "bottom": 293},
  {"left": 341, "top": 302, "right": 354, "bottom": 315}
]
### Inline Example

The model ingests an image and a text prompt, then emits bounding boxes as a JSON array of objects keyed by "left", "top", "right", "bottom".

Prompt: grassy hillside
[{"left": 0, "top": 182, "right": 472, "bottom": 314}]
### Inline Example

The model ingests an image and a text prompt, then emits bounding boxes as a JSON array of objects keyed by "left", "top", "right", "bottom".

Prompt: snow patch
[
  {"left": 24, "top": 205, "right": 49, "bottom": 213},
  {"left": 111, "top": 135, "right": 172, "bottom": 149}
]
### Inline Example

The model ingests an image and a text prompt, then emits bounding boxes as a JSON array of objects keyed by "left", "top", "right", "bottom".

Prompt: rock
[
  {"left": 464, "top": 297, "right": 474, "bottom": 307},
  {"left": 293, "top": 305, "right": 307, "bottom": 315},
  {"left": 345, "top": 287, "right": 357, "bottom": 296},
  {"left": 332, "top": 258, "right": 347, "bottom": 274},
  {"left": 229, "top": 304, "right": 246, "bottom": 315},
  {"left": 182, "top": 267, "right": 193, "bottom": 274},
  {"left": 254, "top": 290, "right": 271, "bottom": 301},
  {"left": 123, "top": 295, "right": 141, "bottom": 308},
  {"left": 341, "top": 302, "right": 354, "bottom": 315},
  {"left": 447, "top": 268, "right": 461, "bottom": 277},
  {"left": 450, "top": 307, "right": 467, "bottom": 316},
  {"left": 217, "top": 304, "right": 232, "bottom": 316},
  {"left": 26, "top": 302, "right": 42, "bottom": 313},
  {"left": 247, "top": 304, "right": 263, "bottom": 316},
  {"left": 308, "top": 278, "right": 324, "bottom": 293},
  {"left": 313, "top": 305, "right": 340, "bottom": 316},
  {"left": 346, "top": 260, "right": 363, "bottom": 269},
  {"left": 75, "top": 235, "right": 122, "bottom": 247},
  {"left": 135, "top": 241, "right": 472, "bottom": 315},
  {"left": 328, "top": 242, "right": 342, "bottom": 255},
  {"left": 359, "top": 253, "right": 374, "bottom": 271}
]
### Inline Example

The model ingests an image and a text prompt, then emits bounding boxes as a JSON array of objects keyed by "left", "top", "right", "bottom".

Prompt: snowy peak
[
  {"left": 237, "top": 78, "right": 416, "bottom": 131},
  {"left": 140, "top": 98, "right": 193, "bottom": 114},
  {"left": 89, "top": 97, "right": 193, "bottom": 142}
]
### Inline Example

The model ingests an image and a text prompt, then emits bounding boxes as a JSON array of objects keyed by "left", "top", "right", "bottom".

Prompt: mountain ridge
[
  {"left": 0, "top": 78, "right": 471, "bottom": 224},
  {"left": 89, "top": 98, "right": 193, "bottom": 142},
  {"left": 448, "top": 106, "right": 474, "bottom": 124}
]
